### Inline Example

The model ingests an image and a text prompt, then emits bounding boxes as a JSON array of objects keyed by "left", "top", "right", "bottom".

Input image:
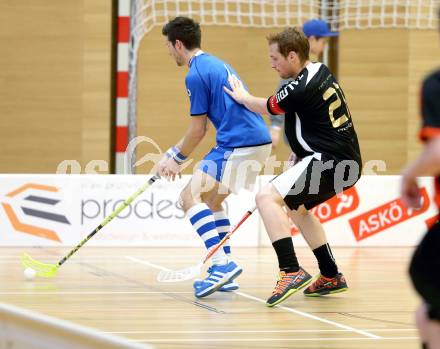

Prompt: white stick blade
[{"left": 157, "top": 264, "right": 202, "bottom": 283}]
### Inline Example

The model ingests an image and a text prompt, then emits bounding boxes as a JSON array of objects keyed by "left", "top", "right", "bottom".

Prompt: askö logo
[
  {"left": 1, "top": 183, "right": 70, "bottom": 242},
  {"left": 349, "top": 187, "right": 430, "bottom": 241}
]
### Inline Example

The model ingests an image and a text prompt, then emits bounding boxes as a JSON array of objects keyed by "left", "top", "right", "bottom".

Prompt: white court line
[
  {"left": 125, "top": 256, "right": 171, "bottom": 271},
  {"left": 0, "top": 255, "right": 202, "bottom": 260},
  {"left": 133, "top": 337, "right": 418, "bottom": 343},
  {"left": 0, "top": 261, "right": 139, "bottom": 264},
  {"left": 0, "top": 291, "right": 192, "bottom": 295},
  {"left": 236, "top": 291, "right": 381, "bottom": 339},
  {"left": 0, "top": 256, "right": 131, "bottom": 259},
  {"left": 126, "top": 256, "right": 381, "bottom": 340},
  {"left": 103, "top": 328, "right": 416, "bottom": 334}
]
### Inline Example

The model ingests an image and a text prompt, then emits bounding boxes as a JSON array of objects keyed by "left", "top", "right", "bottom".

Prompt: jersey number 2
[{"left": 323, "top": 82, "right": 351, "bottom": 128}]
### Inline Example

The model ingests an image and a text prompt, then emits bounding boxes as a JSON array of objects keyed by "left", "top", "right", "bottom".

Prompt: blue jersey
[{"left": 185, "top": 52, "right": 271, "bottom": 148}]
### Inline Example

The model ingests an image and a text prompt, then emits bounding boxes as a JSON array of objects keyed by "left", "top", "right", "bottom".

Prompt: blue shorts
[{"left": 198, "top": 144, "right": 271, "bottom": 193}]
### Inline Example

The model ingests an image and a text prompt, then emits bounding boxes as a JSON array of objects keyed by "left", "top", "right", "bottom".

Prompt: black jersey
[
  {"left": 267, "top": 62, "right": 361, "bottom": 164},
  {"left": 419, "top": 69, "right": 440, "bottom": 207}
]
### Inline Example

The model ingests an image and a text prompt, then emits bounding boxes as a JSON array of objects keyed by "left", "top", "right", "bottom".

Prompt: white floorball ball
[{"left": 24, "top": 267, "right": 36, "bottom": 280}]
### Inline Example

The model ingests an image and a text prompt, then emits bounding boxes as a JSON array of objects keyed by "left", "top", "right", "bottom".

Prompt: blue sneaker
[
  {"left": 194, "top": 261, "right": 242, "bottom": 298},
  {"left": 194, "top": 272, "right": 240, "bottom": 292},
  {"left": 218, "top": 280, "right": 239, "bottom": 292}
]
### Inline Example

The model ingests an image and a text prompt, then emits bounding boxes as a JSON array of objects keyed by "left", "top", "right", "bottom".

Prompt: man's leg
[
  {"left": 194, "top": 144, "right": 271, "bottom": 293},
  {"left": 426, "top": 318, "right": 440, "bottom": 349},
  {"left": 212, "top": 142, "right": 269, "bottom": 257},
  {"left": 415, "top": 303, "right": 430, "bottom": 349},
  {"left": 205, "top": 192, "right": 240, "bottom": 292},
  {"left": 203, "top": 189, "right": 232, "bottom": 257},
  {"left": 180, "top": 170, "right": 242, "bottom": 298},
  {"left": 256, "top": 183, "right": 312, "bottom": 307},
  {"left": 409, "top": 222, "right": 440, "bottom": 349},
  {"left": 414, "top": 302, "right": 440, "bottom": 349},
  {"left": 288, "top": 206, "right": 327, "bottom": 250},
  {"left": 180, "top": 171, "right": 228, "bottom": 266},
  {"left": 192, "top": 183, "right": 240, "bottom": 292},
  {"left": 288, "top": 206, "right": 348, "bottom": 296},
  {"left": 212, "top": 210, "right": 232, "bottom": 253}
]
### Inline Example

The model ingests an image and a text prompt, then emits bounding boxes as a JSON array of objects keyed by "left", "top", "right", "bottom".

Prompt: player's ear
[
  {"left": 174, "top": 39, "right": 182, "bottom": 50},
  {"left": 287, "top": 51, "right": 297, "bottom": 63}
]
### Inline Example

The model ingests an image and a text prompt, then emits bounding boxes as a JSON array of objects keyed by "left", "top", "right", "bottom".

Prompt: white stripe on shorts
[
  {"left": 271, "top": 154, "right": 319, "bottom": 198},
  {"left": 221, "top": 143, "right": 272, "bottom": 194}
]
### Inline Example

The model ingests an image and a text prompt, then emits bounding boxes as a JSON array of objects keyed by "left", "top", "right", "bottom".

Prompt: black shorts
[
  {"left": 271, "top": 153, "right": 361, "bottom": 210},
  {"left": 409, "top": 220, "right": 440, "bottom": 321}
]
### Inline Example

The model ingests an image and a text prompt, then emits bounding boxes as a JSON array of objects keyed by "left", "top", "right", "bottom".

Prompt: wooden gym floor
[{"left": 0, "top": 246, "right": 420, "bottom": 348}]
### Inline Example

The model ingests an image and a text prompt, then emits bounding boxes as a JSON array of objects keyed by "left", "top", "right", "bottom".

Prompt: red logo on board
[{"left": 349, "top": 187, "right": 430, "bottom": 241}]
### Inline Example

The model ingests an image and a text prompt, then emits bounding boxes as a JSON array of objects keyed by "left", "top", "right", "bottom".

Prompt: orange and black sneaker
[
  {"left": 303, "top": 273, "right": 348, "bottom": 297},
  {"left": 266, "top": 267, "right": 312, "bottom": 307}
]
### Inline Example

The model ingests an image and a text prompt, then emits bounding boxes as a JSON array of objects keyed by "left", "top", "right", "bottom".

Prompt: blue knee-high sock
[
  {"left": 187, "top": 203, "right": 227, "bottom": 265},
  {"left": 213, "top": 210, "right": 231, "bottom": 255}
]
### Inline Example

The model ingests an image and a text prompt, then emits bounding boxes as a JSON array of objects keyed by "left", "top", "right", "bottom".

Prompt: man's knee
[
  {"left": 256, "top": 184, "right": 280, "bottom": 210},
  {"left": 295, "top": 205, "right": 309, "bottom": 217},
  {"left": 288, "top": 205, "right": 309, "bottom": 226},
  {"left": 204, "top": 193, "right": 226, "bottom": 212},
  {"left": 179, "top": 186, "right": 197, "bottom": 213}
]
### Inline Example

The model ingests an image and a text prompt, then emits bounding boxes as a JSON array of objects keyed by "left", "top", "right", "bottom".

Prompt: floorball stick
[{"left": 21, "top": 175, "right": 160, "bottom": 278}]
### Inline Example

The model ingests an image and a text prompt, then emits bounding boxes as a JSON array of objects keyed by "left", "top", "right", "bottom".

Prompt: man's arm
[
  {"left": 402, "top": 74, "right": 440, "bottom": 207},
  {"left": 270, "top": 114, "right": 284, "bottom": 148},
  {"left": 158, "top": 116, "right": 207, "bottom": 180},
  {"left": 401, "top": 137, "right": 440, "bottom": 207},
  {"left": 403, "top": 138, "right": 440, "bottom": 177},
  {"left": 269, "top": 79, "right": 292, "bottom": 148},
  {"left": 175, "top": 115, "right": 208, "bottom": 157}
]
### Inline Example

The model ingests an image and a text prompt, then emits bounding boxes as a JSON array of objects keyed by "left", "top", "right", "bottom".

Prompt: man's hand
[
  {"left": 158, "top": 157, "right": 182, "bottom": 181},
  {"left": 287, "top": 152, "right": 298, "bottom": 168},
  {"left": 223, "top": 74, "right": 250, "bottom": 104},
  {"left": 401, "top": 170, "right": 422, "bottom": 208}
]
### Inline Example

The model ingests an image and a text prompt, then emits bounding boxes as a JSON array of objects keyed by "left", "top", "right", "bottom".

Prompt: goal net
[
  {"left": 137, "top": 0, "right": 439, "bottom": 31},
  {"left": 117, "top": 0, "right": 439, "bottom": 173}
]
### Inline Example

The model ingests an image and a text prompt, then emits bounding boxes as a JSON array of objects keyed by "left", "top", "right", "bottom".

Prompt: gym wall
[
  {"left": 0, "top": 2, "right": 438, "bottom": 175},
  {"left": 0, "top": 1, "right": 112, "bottom": 174}
]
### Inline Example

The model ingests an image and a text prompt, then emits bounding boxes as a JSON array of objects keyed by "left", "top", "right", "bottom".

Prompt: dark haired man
[
  {"left": 159, "top": 17, "right": 272, "bottom": 298},
  {"left": 225, "top": 27, "right": 362, "bottom": 306}
]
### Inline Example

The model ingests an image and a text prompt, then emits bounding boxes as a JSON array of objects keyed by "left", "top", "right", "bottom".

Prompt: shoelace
[
  {"left": 272, "top": 272, "right": 300, "bottom": 295},
  {"left": 312, "top": 275, "right": 335, "bottom": 290}
]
